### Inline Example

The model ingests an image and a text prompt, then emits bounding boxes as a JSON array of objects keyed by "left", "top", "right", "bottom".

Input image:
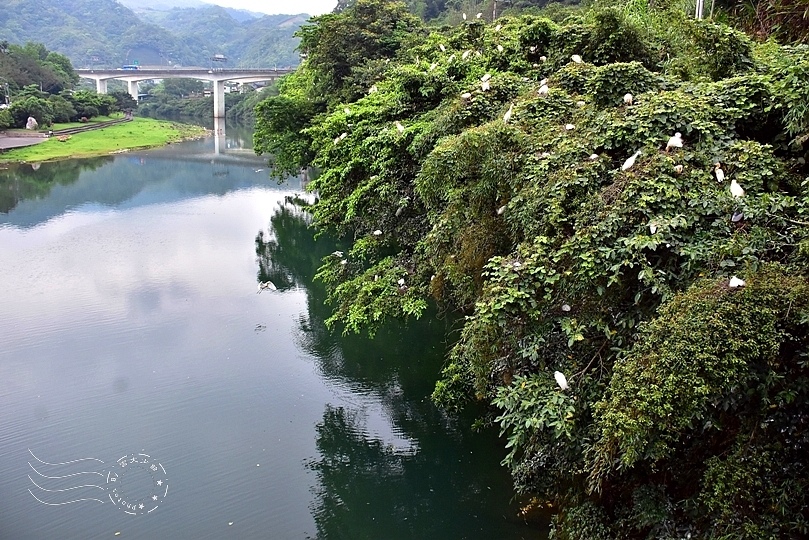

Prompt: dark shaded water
[{"left": 0, "top": 125, "right": 540, "bottom": 539}]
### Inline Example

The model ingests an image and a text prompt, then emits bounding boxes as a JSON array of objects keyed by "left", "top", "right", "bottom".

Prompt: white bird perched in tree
[
  {"left": 461, "top": 92, "right": 472, "bottom": 100},
  {"left": 481, "top": 73, "right": 492, "bottom": 82},
  {"left": 729, "top": 276, "right": 746, "bottom": 288},
  {"left": 369, "top": 84, "right": 378, "bottom": 94},
  {"left": 462, "top": 12, "right": 467, "bottom": 20},
  {"left": 674, "top": 164, "right": 684, "bottom": 175},
  {"left": 373, "top": 229, "right": 383, "bottom": 236},
  {"left": 344, "top": 107, "right": 351, "bottom": 114},
  {"left": 714, "top": 163, "right": 725, "bottom": 182},
  {"left": 497, "top": 44, "right": 504, "bottom": 52},
  {"left": 649, "top": 222, "right": 658, "bottom": 234},
  {"left": 538, "top": 84, "right": 549, "bottom": 96},
  {"left": 539, "top": 78, "right": 548, "bottom": 86},
  {"left": 666, "top": 132, "right": 683, "bottom": 152},
  {"left": 397, "top": 278, "right": 406, "bottom": 286},
  {"left": 589, "top": 153, "right": 599, "bottom": 160},
  {"left": 565, "top": 124, "right": 575, "bottom": 131},
  {"left": 395, "top": 121, "right": 405, "bottom": 133},
  {"left": 340, "top": 132, "right": 347, "bottom": 140},
  {"left": 622, "top": 150, "right": 642, "bottom": 171},
  {"left": 439, "top": 43, "right": 446, "bottom": 52},
  {"left": 497, "top": 204, "right": 507, "bottom": 215},
  {"left": 332, "top": 251, "right": 344, "bottom": 257},
  {"left": 561, "top": 304, "right": 571, "bottom": 312},
  {"left": 476, "top": 12, "right": 483, "bottom": 18},
  {"left": 571, "top": 54, "right": 583, "bottom": 63},
  {"left": 503, "top": 103, "right": 514, "bottom": 123},
  {"left": 529, "top": 45, "right": 537, "bottom": 53},
  {"left": 623, "top": 93, "right": 633, "bottom": 105},
  {"left": 730, "top": 179, "right": 745, "bottom": 197},
  {"left": 554, "top": 371, "right": 569, "bottom": 390},
  {"left": 576, "top": 100, "right": 586, "bottom": 107},
  {"left": 540, "top": 55, "right": 547, "bottom": 62},
  {"left": 495, "top": 23, "right": 502, "bottom": 31},
  {"left": 429, "top": 62, "right": 437, "bottom": 71},
  {"left": 462, "top": 50, "right": 471, "bottom": 60},
  {"left": 481, "top": 80, "right": 491, "bottom": 91}
]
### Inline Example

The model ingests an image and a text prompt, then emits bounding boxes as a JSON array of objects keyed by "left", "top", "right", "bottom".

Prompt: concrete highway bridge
[{"left": 75, "top": 67, "right": 294, "bottom": 118}]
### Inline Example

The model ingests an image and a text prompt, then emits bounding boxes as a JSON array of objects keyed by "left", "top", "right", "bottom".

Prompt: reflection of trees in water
[
  {"left": 256, "top": 200, "right": 528, "bottom": 539},
  {"left": 0, "top": 157, "right": 112, "bottom": 214}
]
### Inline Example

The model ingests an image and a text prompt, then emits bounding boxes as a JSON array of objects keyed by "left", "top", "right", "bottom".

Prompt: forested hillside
[
  {"left": 254, "top": 0, "right": 809, "bottom": 537},
  {"left": 0, "top": 0, "right": 304, "bottom": 68}
]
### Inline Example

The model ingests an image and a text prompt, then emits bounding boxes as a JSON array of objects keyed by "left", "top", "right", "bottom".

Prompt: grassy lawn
[
  {"left": 5, "top": 115, "right": 124, "bottom": 135},
  {"left": 0, "top": 117, "right": 208, "bottom": 163}
]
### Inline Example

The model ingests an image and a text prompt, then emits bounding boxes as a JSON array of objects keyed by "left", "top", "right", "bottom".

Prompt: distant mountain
[{"left": 0, "top": 0, "right": 306, "bottom": 69}]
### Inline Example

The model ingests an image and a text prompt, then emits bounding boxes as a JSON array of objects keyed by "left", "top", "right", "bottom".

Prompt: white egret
[
  {"left": 622, "top": 150, "right": 642, "bottom": 171},
  {"left": 731, "top": 211, "right": 744, "bottom": 223},
  {"left": 649, "top": 222, "right": 658, "bottom": 234},
  {"left": 339, "top": 132, "right": 347, "bottom": 140},
  {"left": 448, "top": 54, "right": 456, "bottom": 62},
  {"left": 503, "top": 103, "right": 514, "bottom": 123},
  {"left": 341, "top": 259, "right": 347, "bottom": 265},
  {"left": 429, "top": 62, "right": 437, "bottom": 71},
  {"left": 730, "top": 179, "right": 745, "bottom": 197},
  {"left": 462, "top": 50, "right": 471, "bottom": 60},
  {"left": 589, "top": 153, "right": 599, "bottom": 160},
  {"left": 373, "top": 229, "right": 383, "bottom": 236},
  {"left": 461, "top": 92, "right": 472, "bottom": 99},
  {"left": 561, "top": 304, "right": 571, "bottom": 312},
  {"left": 369, "top": 85, "right": 378, "bottom": 94},
  {"left": 332, "top": 251, "right": 344, "bottom": 257},
  {"left": 397, "top": 278, "right": 406, "bottom": 286},
  {"left": 729, "top": 276, "right": 746, "bottom": 288},
  {"left": 540, "top": 55, "right": 547, "bottom": 62},
  {"left": 344, "top": 107, "right": 350, "bottom": 114},
  {"left": 623, "top": 93, "right": 633, "bottom": 105},
  {"left": 576, "top": 100, "right": 586, "bottom": 107},
  {"left": 481, "top": 80, "right": 491, "bottom": 91},
  {"left": 495, "top": 24, "right": 502, "bottom": 31},
  {"left": 529, "top": 46, "right": 537, "bottom": 53},
  {"left": 257, "top": 280, "right": 277, "bottom": 293},
  {"left": 666, "top": 132, "right": 683, "bottom": 152},
  {"left": 538, "top": 84, "right": 549, "bottom": 96},
  {"left": 395, "top": 121, "right": 405, "bottom": 133},
  {"left": 439, "top": 43, "right": 446, "bottom": 52},
  {"left": 497, "top": 44, "right": 504, "bottom": 52},
  {"left": 674, "top": 164, "right": 684, "bottom": 175},
  {"left": 462, "top": 12, "right": 467, "bottom": 20},
  {"left": 565, "top": 124, "right": 575, "bottom": 130},
  {"left": 497, "top": 204, "right": 507, "bottom": 215},
  {"left": 571, "top": 54, "right": 583, "bottom": 63},
  {"left": 333, "top": 136, "right": 341, "bottom": 145},
  {"left": 554, "top": 371, "right": 569, "bottom": 390},
  {"left": 476, "top": 12, "right": 483, "bottom": 18},
  {"left": 481, "top": 73, "right": 492, "bottom": 82},
  {"left": 714, "top": 163, "right": 725, "bottom": 183},
  {"left": 539, "top": 78, "right": 548, "bottom": 86}
]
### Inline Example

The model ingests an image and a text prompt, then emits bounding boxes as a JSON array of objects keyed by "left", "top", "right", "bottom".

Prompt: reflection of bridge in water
[{"left": 75, "top": 67, "right": 293, "bottom": 118}]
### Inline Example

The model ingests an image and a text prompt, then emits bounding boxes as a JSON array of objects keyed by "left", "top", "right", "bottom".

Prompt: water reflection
[{"left": 256, "top": 200, "right": 534, "bottom": 539}]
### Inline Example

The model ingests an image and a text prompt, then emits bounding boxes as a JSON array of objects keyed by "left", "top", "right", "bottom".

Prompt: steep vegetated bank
[{"left": 254, "top": 0, "right": 809, "bottom": 537}]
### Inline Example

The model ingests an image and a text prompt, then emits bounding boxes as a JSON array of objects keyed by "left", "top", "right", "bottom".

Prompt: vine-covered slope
[{"left": 254, "top": 1, "right": 809, "bottom": 536}]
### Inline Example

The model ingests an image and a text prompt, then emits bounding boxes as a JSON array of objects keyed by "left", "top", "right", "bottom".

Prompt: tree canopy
[{"left": 254, "top": 0, "right": 809, "bottom": 536}]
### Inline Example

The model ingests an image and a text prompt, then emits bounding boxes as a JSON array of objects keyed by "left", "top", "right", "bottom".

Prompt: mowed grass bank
[{"left": 0, "top": 117, "right": 208, "bottom": 163}]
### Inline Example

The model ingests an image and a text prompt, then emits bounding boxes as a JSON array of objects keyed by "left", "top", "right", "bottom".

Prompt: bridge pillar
[
  {"left": 128, "top": 80, "right": 139, "bottom": 102},
  {"left": 96, "top": 79, "right": 108, "bottom": 94},
  {"left": 213, "top": 80, "right": 226, "bottom": 118}
]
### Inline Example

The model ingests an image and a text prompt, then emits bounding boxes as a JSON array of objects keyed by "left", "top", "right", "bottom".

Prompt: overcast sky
[{"left": 203, "top": 0, "right": 336, "bottom": 16}]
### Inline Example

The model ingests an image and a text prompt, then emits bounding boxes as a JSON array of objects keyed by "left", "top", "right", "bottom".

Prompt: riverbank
[{"left": 0, "top": 117, "right": 207, "bottom": 163}]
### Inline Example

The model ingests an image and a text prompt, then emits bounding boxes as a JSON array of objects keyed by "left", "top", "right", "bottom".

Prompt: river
[{"left": 0, "top": 121, "right": 541, "bottom": 539}]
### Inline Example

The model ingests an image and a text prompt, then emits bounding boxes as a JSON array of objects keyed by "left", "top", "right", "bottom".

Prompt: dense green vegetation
[
  {"left": 0, "top": 41, "right": 135, "bottom": 129},
  {"left": 0, "top": 0, "right": 304, "bottom": 69},
  {"left": 254, "top": 0, "right": 809, "bottom": 536}
]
